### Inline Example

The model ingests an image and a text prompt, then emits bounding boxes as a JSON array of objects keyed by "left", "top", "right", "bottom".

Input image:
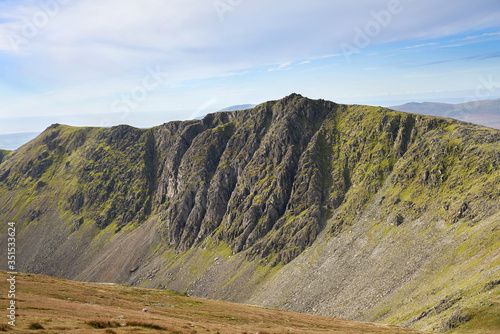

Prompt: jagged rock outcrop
[{"left": 1, "top": 94, "right": 499, "bottom": 333}]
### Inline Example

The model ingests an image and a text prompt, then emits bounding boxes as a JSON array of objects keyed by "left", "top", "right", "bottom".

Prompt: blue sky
[{"left": 0, "top": 0, "right": 499, "bottom": 134}]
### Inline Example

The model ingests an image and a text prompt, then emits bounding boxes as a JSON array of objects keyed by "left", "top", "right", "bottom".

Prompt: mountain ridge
[
  {"left": 391, "top": 98, "right": 500, "bottom": 130},
  {"left": 1, "top": 94, "right": 499, "bottom": 333}
]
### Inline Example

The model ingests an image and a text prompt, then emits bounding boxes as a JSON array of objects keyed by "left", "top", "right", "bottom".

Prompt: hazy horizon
[{"left": 1, "top": 95, "right": 499, "bottom": 137}]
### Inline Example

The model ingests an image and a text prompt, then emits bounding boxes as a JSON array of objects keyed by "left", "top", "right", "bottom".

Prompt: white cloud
[
  {"left": 461, "top": 31, "right": 500, "bottom": 41},
  {"left": 404, "top": 42, "right": 438, "bottom": 49},
  {"left": 442, "top": 30, "right": 500, "bottom": 48},
  {"left": 269, "top": 61, "right": 293, "bottom": 72},
  {"left": 0, "top": 0, "right": 499, "bottom": 122},
  {"left": 2, "top": 0, "right": 499, "bottom": 79},
  {"left": 308, "top": 54, "right": 342, "bottom": 60}
]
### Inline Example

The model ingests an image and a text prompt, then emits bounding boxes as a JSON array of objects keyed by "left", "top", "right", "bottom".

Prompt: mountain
[
  {"left": 391, "top": 99, "right": 500, "bottom": 130},
  {"left": 0, "top": 132, "right": 40, "bottom": 150},
  {"left": 1, "top": 94, "right": 499, "bottom": 333},
  {"left": 218, "top": 104, "right": 257, "bottom": 112},
  {"left": 195, "top": 104, "right": 257, "bottom": 120}
]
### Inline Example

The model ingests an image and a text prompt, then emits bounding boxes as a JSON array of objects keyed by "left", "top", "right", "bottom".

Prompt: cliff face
[{"left": 1, "top": 94, "right": 499, "bottom": 332}]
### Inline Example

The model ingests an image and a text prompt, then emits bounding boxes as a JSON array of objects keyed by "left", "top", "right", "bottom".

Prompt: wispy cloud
[
  {"left": 460, "top": 31, "right": 500, "bottom": 41},
  {"left": 466, "top": 51, "right": 500, "bottom": 61},
  {"left": 1, "top": 1, "right": 499, "bottom": 83},
  {"left": 308, "top": 54, "right": 342, "bottom": 60},
  {"left": 442, "top": 30, "right": 500, "bottom": 48},
  {"left": 402, "top": 50, "right": 500, "bottom": 68},
  {"left": 268, "top": 61, "right": 293, "bottom": 72},
  {"left": 440, "top": 43, "right": 468, "bottom": 48},
  {"left": 403, "top": 73, "right": 439, "bottom": 79},
  {"left": 404, "top": 42, "right": 438, "bottom": 49}
]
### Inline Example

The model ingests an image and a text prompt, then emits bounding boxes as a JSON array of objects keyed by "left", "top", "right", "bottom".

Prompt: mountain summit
[{"left": 1, "top": 94, "right": 499, "bottom": 332}]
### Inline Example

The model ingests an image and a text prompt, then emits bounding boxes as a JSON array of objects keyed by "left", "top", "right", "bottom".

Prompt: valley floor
[{"left": 0, "top": 271, "right": 426, "bottom": 334}]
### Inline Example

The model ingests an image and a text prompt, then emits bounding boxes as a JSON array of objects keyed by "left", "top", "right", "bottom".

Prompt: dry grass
[
  {"left": 0, "top": 271, "right": 427, "bottom": 333},
  {"left": 0, "top": 323, "right": 11, "bottom": 331},
  {"left": 27, "top": 322, "right": 44, "bottom": 330}
]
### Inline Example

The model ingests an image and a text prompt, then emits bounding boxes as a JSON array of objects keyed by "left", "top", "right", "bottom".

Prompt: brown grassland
[{"left": 0, "top": 271, "right": 427, "bottom": 333}]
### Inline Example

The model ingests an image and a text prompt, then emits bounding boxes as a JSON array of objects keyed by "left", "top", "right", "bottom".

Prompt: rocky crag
[{"left": 1, "top": 94, "right": 499, "bottom": 333}]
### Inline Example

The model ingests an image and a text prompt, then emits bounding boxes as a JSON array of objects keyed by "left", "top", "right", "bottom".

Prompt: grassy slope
[
  {"left": 0, "top": 271, "right": 426, "bottom": 334},
  {"left": 0, "top": 150, "right": 11, "bottom": 164},
  {"left": 235, "top": 103, "right": 500, "bottom": 333}
]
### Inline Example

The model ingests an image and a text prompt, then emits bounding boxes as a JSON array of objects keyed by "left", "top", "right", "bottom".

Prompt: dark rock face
[{"left": 153, "top": 95, "right": 339, "bottom": 262}]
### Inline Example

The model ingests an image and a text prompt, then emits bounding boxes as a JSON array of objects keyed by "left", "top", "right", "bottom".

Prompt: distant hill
[
  {"left": 0, "top": 132, "right": 40, "bottom": 150},
  {"left": 1, "top": 107, "right": 257, "bottom": 149},
  {"left": 391, "top": 99, "right": 500, "bottom": 129},
  {"left": 218, "top": 104, "right": 257, "bottom": 112},
  {"left": 195, "top": 104, "right": 257, "bottom": 120}
]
